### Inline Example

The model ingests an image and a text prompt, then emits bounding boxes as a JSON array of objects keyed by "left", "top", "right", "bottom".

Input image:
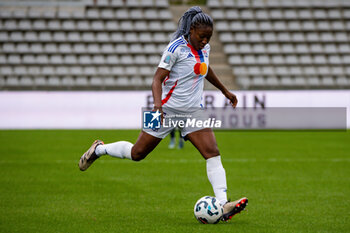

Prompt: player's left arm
[{"left": 205, "top": 66, "right": 238, "bottom": 108}]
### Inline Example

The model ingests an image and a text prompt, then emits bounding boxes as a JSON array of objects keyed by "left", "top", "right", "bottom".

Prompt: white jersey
[{"left": 158, "top": 36, "right": 210, "bottom": 111}]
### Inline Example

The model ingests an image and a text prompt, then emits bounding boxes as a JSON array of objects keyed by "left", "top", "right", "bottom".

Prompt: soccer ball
[{"left": 194, "top": 196, "right": 223, "bottom": 224}]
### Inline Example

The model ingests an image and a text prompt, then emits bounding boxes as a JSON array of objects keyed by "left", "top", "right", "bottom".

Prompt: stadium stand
[
  {"left": 0, "top": 0, "right": 174, "bottom": 90},
  {"left": 0, "top": 0, "right": 349, "bottom": 90},
  {"left": 208, "top": 0, "right": 350, "bottom": 89}
]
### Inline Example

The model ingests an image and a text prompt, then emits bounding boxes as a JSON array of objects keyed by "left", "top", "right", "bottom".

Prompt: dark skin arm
[
  {"left": 151, "top": 67, "right": 170, "bottom": 120},
  {"left": 205, "top": 66, "right": 238, "bottom": 108}
]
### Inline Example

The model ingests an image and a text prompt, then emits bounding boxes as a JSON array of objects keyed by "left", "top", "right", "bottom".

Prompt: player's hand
[
  {"left": 152, "top": 106, "right": 164, "bottom": 124},
  {"left": 224, "top": 91, "right": 238, "bottom": 108}
]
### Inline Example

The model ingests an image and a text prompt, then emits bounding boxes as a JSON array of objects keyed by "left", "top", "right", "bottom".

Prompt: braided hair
[{"left": 171, "top": 6, "right": 213, "bottom": 41}]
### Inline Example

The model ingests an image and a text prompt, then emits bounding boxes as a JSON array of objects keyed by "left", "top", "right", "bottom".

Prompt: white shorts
[{"left": 143, "top": 108, "right": 206, "bottom": 139}]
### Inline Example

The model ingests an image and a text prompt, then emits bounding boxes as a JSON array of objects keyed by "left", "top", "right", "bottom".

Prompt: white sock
[
  {"left": 206, "top": 156, "right": 228, "bottom": 206},
  {"left": 95, "top": 141, "right": 133, "bottom": 160}
]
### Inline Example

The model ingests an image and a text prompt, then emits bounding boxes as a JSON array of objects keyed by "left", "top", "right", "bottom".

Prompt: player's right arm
[
  {"left": 152, "top": 67, "right": 170, "bottom": 111},
  {"left": 153, "top": 39, "right": 179, "bottom": 111}
]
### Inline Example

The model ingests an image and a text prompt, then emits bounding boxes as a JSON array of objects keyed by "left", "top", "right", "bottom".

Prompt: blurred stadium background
[
  {"left": 0, "top": 0, "right": 349, "bottom": 90},
  {"left": 0, "top": 1, "right": 349, "bottom": 232}
]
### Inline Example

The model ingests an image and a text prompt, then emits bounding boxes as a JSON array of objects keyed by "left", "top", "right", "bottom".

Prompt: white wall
[{"left": 0, "top": 90, "right": 349, "bottom": 129}]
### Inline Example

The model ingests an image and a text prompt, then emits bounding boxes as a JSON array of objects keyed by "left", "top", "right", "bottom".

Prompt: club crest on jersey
[{"left": 180, "top": 47, "right": 190, "bottom": 54}]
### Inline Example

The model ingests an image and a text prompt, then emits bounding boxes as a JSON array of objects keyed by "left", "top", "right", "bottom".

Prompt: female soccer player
[{"left": 79, "top": 6, "right": 247, "bottom": 221}]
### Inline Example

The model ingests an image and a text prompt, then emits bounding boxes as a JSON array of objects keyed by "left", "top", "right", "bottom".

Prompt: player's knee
[
  {"left": 131, "top": 147, "right": 148, "bottom": 161},
  {"left": 131, "top": 155, "right": 145, "bottom": 162}
]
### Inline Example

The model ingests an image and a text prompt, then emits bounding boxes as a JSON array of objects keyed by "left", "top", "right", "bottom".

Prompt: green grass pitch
[{"left": 0, "top": 130, "right": 349, "bottom": 233}]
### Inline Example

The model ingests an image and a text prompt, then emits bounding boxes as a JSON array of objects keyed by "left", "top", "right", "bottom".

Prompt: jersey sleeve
[{"left": 158, "top": 46, "right": 179, "bottom": 71}]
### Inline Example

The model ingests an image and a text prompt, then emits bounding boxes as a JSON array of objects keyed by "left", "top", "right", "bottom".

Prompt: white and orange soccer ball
[{"left": 193, "top": 196, "right": 223, "bottom": 224}]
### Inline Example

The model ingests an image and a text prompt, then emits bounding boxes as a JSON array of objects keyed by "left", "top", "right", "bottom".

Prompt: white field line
[{"left": 0, "top": 158, "right": 350, "bottom": 165}]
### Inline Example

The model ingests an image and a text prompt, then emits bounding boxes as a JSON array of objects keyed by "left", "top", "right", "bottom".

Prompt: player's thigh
[
  {"left": 131, "top": 131, "right": 162, "bottom": 161},
  {"left": 186, "top": 128, "right": 220, "bottom": 160}
]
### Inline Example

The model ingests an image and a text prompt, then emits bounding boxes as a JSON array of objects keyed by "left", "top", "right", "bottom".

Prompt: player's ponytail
[{"left": 171, "top": 6, "right": 213, "bottom": 41}]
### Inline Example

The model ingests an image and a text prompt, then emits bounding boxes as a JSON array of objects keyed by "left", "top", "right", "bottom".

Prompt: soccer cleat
[
  {"left": 168, "top": 139, "right": 175, "bottom": 149},
  {"left": 178, "top": 137, "right": 184, "bottom": 149},
  {"left": 222, "top": 197, "right": 248, "bottom": 221},
  {"left": 79, "top": 140, "right": 104, "bottom": 171}
]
